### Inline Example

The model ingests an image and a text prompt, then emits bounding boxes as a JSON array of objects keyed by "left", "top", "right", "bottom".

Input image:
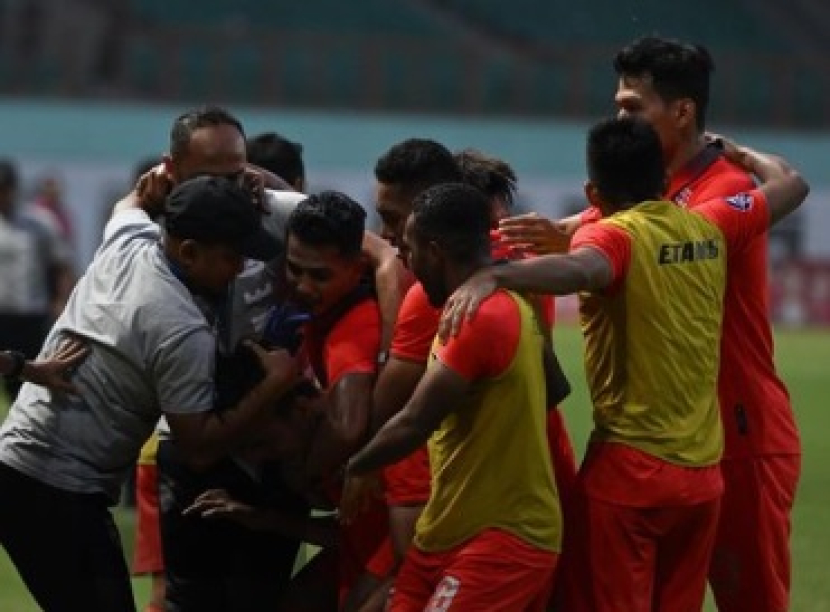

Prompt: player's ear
[
  {"left": 584, "top": 181, "right": 601, "bottom": 207},
  {"left": 177, "top": 239, "right": 199, "bottom": 267},
  {"left": 674, "top": 99, "right": 695, "bottom": 130}
]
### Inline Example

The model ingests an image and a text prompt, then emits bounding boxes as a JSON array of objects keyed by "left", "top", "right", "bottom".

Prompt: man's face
[
  {"left": 403, "top": 215, "right": 446, "bottom": 308},
  {"left": 179, "top": 241, "right": 246, "bottom": 298},
  {"left": 614, "top": 75, "right": 680, "bottom": 160},
  {"left": 168, "top": 124, "right": 247, "bottom": 184},
  {"left": 374, "top": 182, "right": 412, "bottom": 250},
  {"left": 284, "top": 236, "right": 363, "bottom": 315}
]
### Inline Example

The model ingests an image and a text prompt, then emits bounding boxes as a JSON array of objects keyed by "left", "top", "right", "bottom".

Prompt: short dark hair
[
  {"left": 287, "top": 191, "right": 366, "bottom": 258},
  {"left": 247, "top": 132, "right": 305, "bottom": 188},
  {"left": 587, "top": 117, "right": 665, "bottom": 208},
  {"left": 412, "top": 183, "right": 491, "bottom": 264},
  {"left": 614, "top": 36, "right": 714, "bottom": 131},
  {"left": 170, "top": 106, "right": 245, "bottom": 158},
  {"left": 374, "top": 138, "right": 462, "bottom": 199},
  {"left": 0, "top": 159, "right": 19, "bottom": 191},
  {"left": 454, "top": 148, "right": 518, "bottom": 209}
]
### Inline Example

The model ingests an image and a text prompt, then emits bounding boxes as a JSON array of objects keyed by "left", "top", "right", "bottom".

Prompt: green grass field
[{"left": 0, "top": 326, "right": 827, "bottom": 611}]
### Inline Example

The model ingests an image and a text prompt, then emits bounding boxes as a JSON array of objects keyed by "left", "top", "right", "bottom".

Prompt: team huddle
[{"left": 0, "top": 36, "right": 806, "bottom": 612}]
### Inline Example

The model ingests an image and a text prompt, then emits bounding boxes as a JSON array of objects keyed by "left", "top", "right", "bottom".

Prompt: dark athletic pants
[
  {"left": 157, "top": 439, "right": 307, "bottom": 612},
  {"left": 0, "top": 461, "right": 136, "bottom": 612}
]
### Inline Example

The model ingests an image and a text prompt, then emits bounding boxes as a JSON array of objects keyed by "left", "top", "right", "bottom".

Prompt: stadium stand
[{"left": 0, "top": 0, "right": 828, "bottom": 127}]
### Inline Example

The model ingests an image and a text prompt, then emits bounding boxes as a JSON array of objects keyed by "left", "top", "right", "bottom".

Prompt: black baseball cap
[{"left": 164, "top": 175, "right": 279, "bottom": 261}]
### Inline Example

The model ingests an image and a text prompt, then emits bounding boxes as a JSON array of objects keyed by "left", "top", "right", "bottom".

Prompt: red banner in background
[{"left": 555, "top": 259, "right": 830, "bottom": 328}]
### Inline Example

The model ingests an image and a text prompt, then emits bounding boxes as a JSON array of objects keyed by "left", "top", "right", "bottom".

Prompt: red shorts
[
  {"left": 545, "top": 408, "right": 576, "bottom": 519},
  {"left": 382, "top": 446, "right": 431, "bottom": 506},
  {"left": 577, "top": 495, "right": 720, "bottom": 612},
  {"left": 365, "top": 534, "right": 397, "bottom": 579},
  {"left": 545, "top": 408, "right": 578, "bottom": 609},
  {"left": 339, "top": 498, "right": 391, "bottom": 600},
  {"left": 709, "top": 455, "right": 800, "bottom": 612},
  {"left": 390, "top": 529, "right": 557, "bottom": 612},
  {"left": 133, "top": 463, "right": 164, "bottom": 575}
]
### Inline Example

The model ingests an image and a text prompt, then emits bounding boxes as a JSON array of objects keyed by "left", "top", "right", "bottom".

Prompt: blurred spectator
[
  {"left": 247, "top": 132, "right": 306, "bottom": 192},
  {"left": 30, "top": 174, "right": 75, "bottom": 245},
  {"left": 0, "top": 159, "right": 75, "bottom": 400}
]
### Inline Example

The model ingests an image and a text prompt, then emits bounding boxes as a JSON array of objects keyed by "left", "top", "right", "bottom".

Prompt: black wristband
[{"left": 2, "top": 351, "right": 26, "bottom": 380}]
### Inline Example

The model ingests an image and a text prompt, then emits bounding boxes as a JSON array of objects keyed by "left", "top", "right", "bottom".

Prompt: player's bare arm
[
  {"left": 498, "top": 211, "right": 580, "bottom": 254},
  {"left": 361, "top": 231, "right": 406, "bottom": 352},
  {"left": 345, "top": 362, "right": 467, "bottom": 478},
  {"left": 1, "top": 338, "right": 88, "bottom": 393},
  {"left": 300, "top": 372, "right": 376, "bottom": 486},
  {"left": 183, "top": 488, "right": 338, "bottom": 548},
  {"left": 713, "top": 137, "right": 809, "bottom": 225},
  {"left": 111, "top": 163, "right": 172, "bottom": 217},
  {"left": 166, "top": 344, "right": 297, "bottom": 471},
  {"left": 439, "top": 247, "right": 613, "bottom": 339},
  {"left": 371, "top": 357, "right": 426, "bottom": 432}
]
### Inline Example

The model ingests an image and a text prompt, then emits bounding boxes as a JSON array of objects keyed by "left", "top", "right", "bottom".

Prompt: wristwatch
[
  {"left": 376, "top": 350, "right": 389, "bottom": 368},
  {"left": 2, "top": 350, "right": 26, "bottom": 380}
]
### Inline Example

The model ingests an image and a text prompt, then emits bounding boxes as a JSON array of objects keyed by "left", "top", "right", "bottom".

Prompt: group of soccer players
[{"left": 0, "top": 35, "right": 806, "bottom": 612}]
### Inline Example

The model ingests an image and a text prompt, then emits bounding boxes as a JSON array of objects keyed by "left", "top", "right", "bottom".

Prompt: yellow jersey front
[
  {"left": 414, "top": 290, "right": 561, "bottom": 553},
  {"left": 580, "top": 201, "right": 726, "bottom": 467}
]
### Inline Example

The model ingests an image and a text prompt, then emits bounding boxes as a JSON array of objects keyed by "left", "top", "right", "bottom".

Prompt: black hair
[
  {"left": 170, "top": 106, "right": 245, "bottom": 158},
  {"left": 412, "top": 183, "right": 491, "bottom": 264},
  {"left": 0, "top": 159, "right": 19, "bottom": 190},
  {"left": 587, "top": 117, "right": 665, "bottom": 208},
  {"left": 614, "top": 36, "right": 714, "bottom": 131},
  {"left": 454, "top": 148, "right": 518, "bottom": 209},
  {"left": 247, "top": 132, "right": 305, "bottom": 188},
  {"left": 287, "top": 190, "right": 366, "bottom": 258},
  {"left": 374, "top": 138, "right": 462, "bottom": 199}
]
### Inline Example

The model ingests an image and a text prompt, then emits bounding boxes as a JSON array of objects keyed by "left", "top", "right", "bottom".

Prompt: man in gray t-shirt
[{"left": 0, "top": 175, "right": 296, "bottom": 612}]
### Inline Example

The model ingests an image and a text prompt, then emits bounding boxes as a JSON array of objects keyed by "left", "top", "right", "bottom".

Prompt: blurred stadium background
[
  {"left": 1, "top": 0, "right": 829, "bottom": 325},
  {"left": 0, "top": 0, "right": 828, "bottom": 609}
]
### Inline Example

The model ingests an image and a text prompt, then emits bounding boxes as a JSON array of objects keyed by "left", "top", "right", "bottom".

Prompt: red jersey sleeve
[
  {"left": 324, "top": 300, "right": 381, "bottom": 386},
  {"left": 434, "top": 291, "right": 521, "bottom": 380},
  {"left": 571, "top": 222, "right": 632, "bottom": 292},
  {"left": 390, "top": 282, "right": 441, "bottom": 364},
  {"left": 580, "top": 205, "right": 602, "bottom": 226},
  {"left": 693, "top": 188, "right": 769, "bottom": 253}
]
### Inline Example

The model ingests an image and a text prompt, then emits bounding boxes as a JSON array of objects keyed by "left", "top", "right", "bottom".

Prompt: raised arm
[
  {"left": 439, "top": 248, "right": 613, "bottom": 339},
  {"left": 498, "top": 211, "right": 583, "bottom": 255},
  {"left": 718, "top": 140, "right": 809, "bottom": 226},
  {"left": 112, "top": 164, "right": 172, "bottom": 218},
  {"left": 361, "top": 231, "right": 406, "bottom": 353}
]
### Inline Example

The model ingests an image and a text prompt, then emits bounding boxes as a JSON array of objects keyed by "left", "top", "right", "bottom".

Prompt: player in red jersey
[
  {"left": 347, "top": 183, "right": 563, "bottom": 611},
  {"left": 186, "top": 191, "right": 391, "bottom": 611},
  {"left": 440, "top": 117, "right": 808, "bottom": 612},
  {"left": 500, "top": 37, "right": 802, "bottom": 612}
]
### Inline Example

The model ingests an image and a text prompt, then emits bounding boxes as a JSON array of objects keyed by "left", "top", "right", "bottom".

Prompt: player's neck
[
  {"left": 667, "top": 134, "right": 707, "bottom": 178},
  {"left": 447, "top": 257, "right": 492, "bottom": 296}
]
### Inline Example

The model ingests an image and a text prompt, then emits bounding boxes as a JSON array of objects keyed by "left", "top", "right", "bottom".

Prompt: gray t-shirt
[
  {"left": 156, "top": 189, "right": 303, "bottom": 440},
  {"left": 224, "top": 189, "right": 305, "bottom": 350},
  {"left": 0, "top": 209, "right": 216, "bottom": 501}
]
